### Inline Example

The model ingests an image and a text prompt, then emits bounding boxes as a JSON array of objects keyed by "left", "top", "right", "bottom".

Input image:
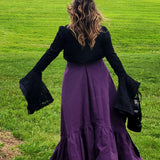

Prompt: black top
[
  {"left": 31, "top": 25, "right": 126, "bottom": 77},
  {"left": 19, "top": 25, "right": 140, "bottom": 115}
]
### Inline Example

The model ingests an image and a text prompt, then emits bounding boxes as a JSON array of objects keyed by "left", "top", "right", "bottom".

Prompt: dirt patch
[{"left": 0, "top": 130, "right": 24, "bottom": 160}]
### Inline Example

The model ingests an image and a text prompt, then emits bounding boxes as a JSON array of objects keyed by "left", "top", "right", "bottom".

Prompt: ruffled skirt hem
[{"left": 50, "top": 125, "right": 142, "bottom": 160}]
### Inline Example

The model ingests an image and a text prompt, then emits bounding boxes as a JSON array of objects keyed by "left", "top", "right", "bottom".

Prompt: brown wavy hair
[{"left": 67, "top": 0, "right": 107, "bottom": 50}]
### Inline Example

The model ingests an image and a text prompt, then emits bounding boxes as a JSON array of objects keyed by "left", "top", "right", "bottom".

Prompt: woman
[{"left": 19, "top": 0, "right": 143, "bottom": 159}]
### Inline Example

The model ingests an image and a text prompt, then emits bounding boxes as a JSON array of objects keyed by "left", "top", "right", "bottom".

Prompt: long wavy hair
[{"left": 67, "top": 0, "right": 107, "bottom": 50}]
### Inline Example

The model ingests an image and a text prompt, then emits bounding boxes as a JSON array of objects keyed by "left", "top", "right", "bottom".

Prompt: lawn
[{"left": 0, "top": 0, "right": 160, "bottom": 159}]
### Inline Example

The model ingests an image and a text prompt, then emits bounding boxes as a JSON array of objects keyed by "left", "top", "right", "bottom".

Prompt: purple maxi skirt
[{"left": 50, "top": 59, "right": 143, "bottom": 160}]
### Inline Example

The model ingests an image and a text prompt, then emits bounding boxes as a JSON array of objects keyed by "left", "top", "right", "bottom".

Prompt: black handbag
[{"left": 127, "top": 91, "right": 142, "bottom": 132}]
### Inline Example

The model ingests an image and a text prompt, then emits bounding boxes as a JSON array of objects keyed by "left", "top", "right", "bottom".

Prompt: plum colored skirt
[{"left": 50, "top": 59, "right": 143, "bottom": 160}]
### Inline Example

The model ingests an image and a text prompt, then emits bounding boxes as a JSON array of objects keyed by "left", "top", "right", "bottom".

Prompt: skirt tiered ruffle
[{"left": 50, "top": 59, "right": 142, "bottom": 160}]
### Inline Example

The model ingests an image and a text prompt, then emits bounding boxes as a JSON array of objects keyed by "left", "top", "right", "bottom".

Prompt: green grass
[
  {"left": 0, "top": 0, "right": 160, "bottom": 159},
  {"left": 0, "top": 142, "right": 4, "bottom": 149}
]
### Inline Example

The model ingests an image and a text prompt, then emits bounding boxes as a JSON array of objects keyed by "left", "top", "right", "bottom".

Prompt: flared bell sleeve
[
  {"left": 19, "top": 26, "right": 66, "bottom": 114},
  {"left": 114, "top": 75, "right": 141, "bottom": 116},
  {"left": 102, "top": 26, "right": 141, "bottom": 116}
]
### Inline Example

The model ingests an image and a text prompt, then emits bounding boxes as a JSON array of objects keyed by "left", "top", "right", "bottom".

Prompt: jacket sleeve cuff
[
  {"left": 113, "top": 74, "right": 141, "bottom": 116},
  {"left": 19, "top": 69, "right": 54, "bottom": 114}
]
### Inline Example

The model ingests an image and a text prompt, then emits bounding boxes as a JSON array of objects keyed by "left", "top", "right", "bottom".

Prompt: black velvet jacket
[{"left": 19, "top": 25, "right": 140, "bottom": 115}]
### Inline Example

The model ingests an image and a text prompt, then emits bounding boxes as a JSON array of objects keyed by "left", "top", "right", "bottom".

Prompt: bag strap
[{"left": 136, "top": 91, "right": 142, "bottom": 101}]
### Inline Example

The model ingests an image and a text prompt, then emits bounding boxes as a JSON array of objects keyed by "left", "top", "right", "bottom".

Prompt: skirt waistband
[{"left": 66, "top": 58, "right": 104, "bottom": 67}]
